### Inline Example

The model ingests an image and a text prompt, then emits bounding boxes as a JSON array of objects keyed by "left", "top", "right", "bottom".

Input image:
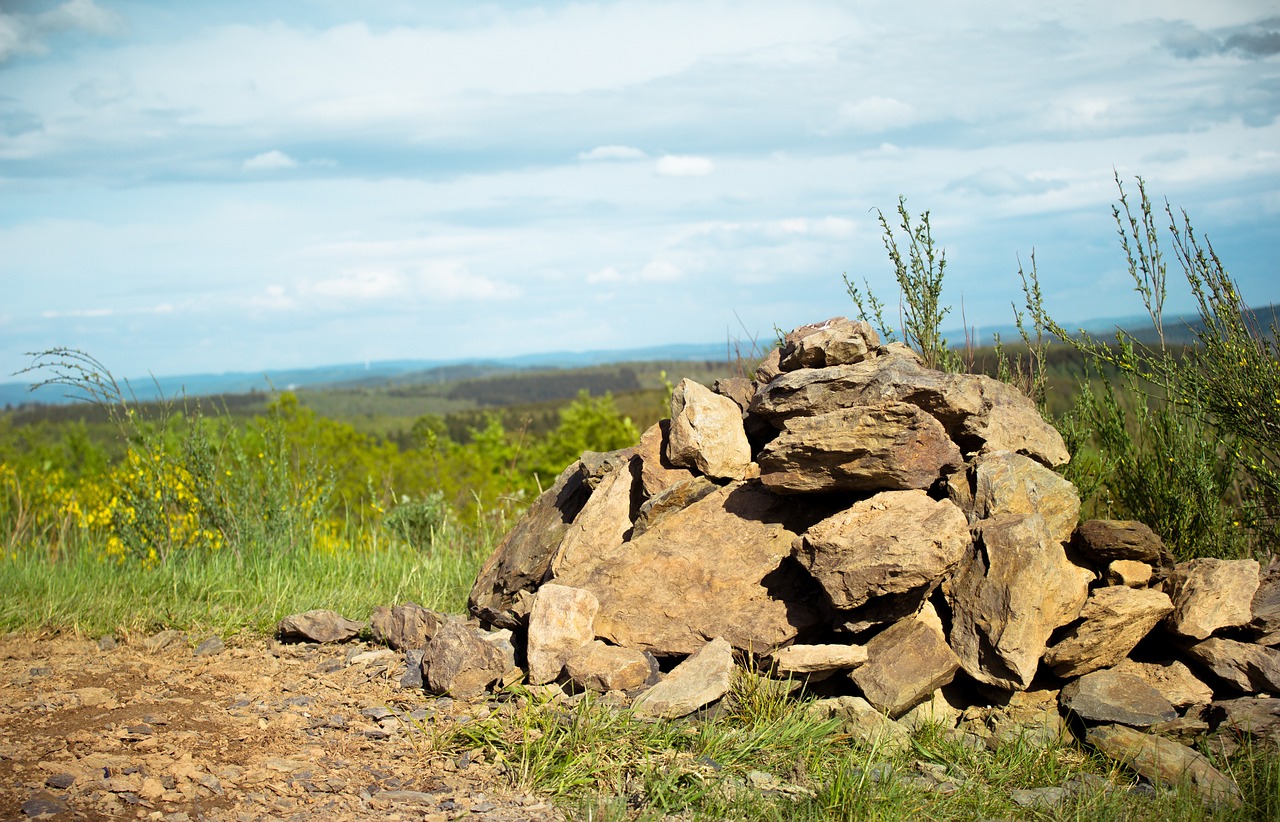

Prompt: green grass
[{"left": 0, "top": 528, "right": 490, "bottom": 637}]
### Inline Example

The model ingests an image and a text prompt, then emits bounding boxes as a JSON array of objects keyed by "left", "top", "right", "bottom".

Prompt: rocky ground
[{"left": 0, "top": 631, "right": 558, "bottom": 821}]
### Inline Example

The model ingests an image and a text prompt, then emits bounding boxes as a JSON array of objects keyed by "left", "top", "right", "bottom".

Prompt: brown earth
[{"left": 0, "top": 632, "right": 558, "bottom": 821}]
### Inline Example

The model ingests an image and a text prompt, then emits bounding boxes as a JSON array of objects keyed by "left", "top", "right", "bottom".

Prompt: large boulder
[
  {"left": 552, "top": 482, "right": 832, "bottom": 656},
  {"left": 758, "top": 403, "right": 962, "bottom": 494},
  {"left": 972, "top": 451, "right": 1080, "bottom": 545},
  {"left": 795, "top": 490, "right": 970, "bottom": 611},
  {"left": 947, "top": 513, "right": 1093, "bottom": 690}
]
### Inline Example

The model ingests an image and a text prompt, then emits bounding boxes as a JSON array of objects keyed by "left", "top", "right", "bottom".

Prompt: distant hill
[{"left": 0, "top": 342, "right": 731, "bottom": 410}]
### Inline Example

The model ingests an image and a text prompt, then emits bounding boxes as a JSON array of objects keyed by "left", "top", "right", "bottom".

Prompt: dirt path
[{"left": 0, "top": 632, "right": 558, "bottom": 821}]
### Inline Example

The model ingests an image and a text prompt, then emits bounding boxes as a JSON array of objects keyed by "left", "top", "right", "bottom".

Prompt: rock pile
[{"left": 356, "top": 318, "right": 1278, "bottom": 806}]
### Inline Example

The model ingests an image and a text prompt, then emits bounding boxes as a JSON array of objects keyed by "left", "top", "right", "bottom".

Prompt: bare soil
[{"left": 0, "top": 632, "right": 558, "bottom": 821}]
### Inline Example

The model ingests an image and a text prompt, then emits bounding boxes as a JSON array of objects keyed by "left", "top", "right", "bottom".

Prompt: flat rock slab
[
  {"left": 553, "top": 482, "right": 832, "bottom": 657},
  {"left": 1060, "top": 669, "right": 1177, "bottom": 727},
  {"left": 1185, "top": 637, "right": 1280, "bottom": 695},
  {"left": 770, "top": 644, "right": 868, "bottom": 676},
  {"left": 633, "top": 638, "right": 735, "bottom": 719},
  {"left": 1072, "top": 519, "right": 1169, "bottom": 565},
  {"left": 1112, "top": 658, "right": 1214, "bottom": 708},
  {"left": 758, "top": 403, "right": 961, "bottom": 493},
  {"left": 277, "top": 610, "right": 364, "bottom": 644},
  {"left": 1213, "top": 697, "right": 1280, "bottom": 745},
  {"left": 1087, "top": 724, "right": 1241, "bottom": 808}
]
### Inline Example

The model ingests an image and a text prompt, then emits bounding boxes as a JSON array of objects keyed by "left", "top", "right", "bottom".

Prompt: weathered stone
[
  {"left": 549, "top": 459, "right": 637, "bottom": 579},
  {"left": 1107, "top": 560, "right": 1154, "bottom": 588},
  {"left": 277, "top": 610, "right": 364, "bottom": 644},
  {"left": 1043, "top": 586, "right": 1174, "bottom": 677},
  {"left": 1251, "top": 556, "right": 1280, "bottom": 635},
  {"left": 759, "top": 404, "right": 962, "bottom": 494},
  {"left": 850, "top": 614, "right": 960, "bottom": 717},
  {"left": 797, "top": 490, "right": 970, "bottom": 611},
  {"left": 1087, "top": 724, "right": 1242, "bottom": 808},
  {"left": 525, "top": 584, "right": 600, "bottom": 685},
  {"left": 1164, "top": 558, "right": 1261, "bottom": 640},
  {"left": 564, "top": 641, "right": 653, "bottom": 693},
  {"left": 667, "top": 378, "right": 752, "bottom": 480},
  {"left": 1113, "top": 658, "right": 1215, "bottom": 708},
  {"left": 468, "top": 460, "right": 591, "bottom": 628},
  {"left": 631, "top": 476, "right": 718, "bottom": 539},
  {"left": 943, "top": 469, "right": 976, "bottom": 524},
  {"left": 400, "top": 649, "right": 425, "bottom": 689},
  {"left": 946, "top": 513, "right": 1093, "bottom": 690},
  {"left": 769, "top": 644, "right": 868, "bottom": 676},
  {"left": 370, "top": 603, "right": 446, "bottom": 651},
  {"left": 633, "top": 638, "right": 735, "bottom": 719},
  {"left": 553, "top": 482, "right": 829, "bottom": 657},
  {"left": 1213, "top": 696, "right": 1280, "bottom": 746},
  {"left": 1060, "top": 669, "right": 1177, "bottom": 727},
  {"left": 972, "top": 451, "right": 1080, "bottom": 544},
  {"left": 754, "top": 347, "right": 783, "bottom": 384},
  {"left": 805, "top": 695, "right": 910, "bottom": 752},
  {"left": 750, "top": 354, "right": 1069, "bottom": 466},
  {"left": 142, "top": 629, "right": 184, "bottom": 652},
  {"left": 897, "top": 687, "right": 963, "bottom": 732},
  {"left": 832, "top": 587, "right": 934, "bottom": 635},
  {"left": 713, "top": 377, "right": 755, "bottom": 413},
  {"left": 193, "top": 636, "right": 225, "bottom": 656},
  {"left": 636, "top": 420, "right": 696, "bottom": 499},
  {"left": 1072, "top": 519, "right": 1169, "bottom": 566},
  {"left": 578, "top": 447, "right": 635, "bottom": 490},
  {"left": 421, "top": 619, "right": 507, "bottom": 699},
  {"left": 1185, "top": 637, "right": 1280, "bottom": 694},
  {"left": 480, "top": 628, "right": 520, "bottom": 685},
  {"left": 778, "top": 317, "right": 880, "bottom": 371},
  {"left": 984, "top": 687, "right": 1067, "bottom": 747}
]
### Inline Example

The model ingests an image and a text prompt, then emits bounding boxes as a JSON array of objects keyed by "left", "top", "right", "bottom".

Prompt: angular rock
[
  {"left": 943, "top": 470, "right": 975, "bottom": 524},
  {"left": 1112, "top": 658, "right": 1214, "bottom": 708},
  {"left": 796, "top": 490, "right": 970, "bottom": 611},
  {"left": 805, "top": 695, "right": 910, "bottom": 752},
  {"left": 1042, "top": 586, "right": 1174, "bottom": 677},
  {"left": 421, "top": 619, "right": 507, "bottom": 699},
  {"left": 549, "top": 459, "right": 637, "bottom": 578},
  {"left": 1072, "top": 519, "right": 1168, "bottom": 566},
  {"left": 1164, "top": 558, "right": 1261, "bottom": 640},
  {"left": 1213, "top": 696, "right": 1280, "bottom": 746},
  {"left": 631, "top": 476, "right": 718, "bottom": 539},
  {"left": 947, "top": 513, "right": 1093, "bottom": 690},
  {"left": 769, "top": 644, "right": 868, "bottom": 676},
  {"left": 984, "top": 687, "right": 1067, "bottom": 747},
  {"left": 553, "top": 482, "right": 830, "bottom": 656},
  {"left": 193, "top": 636, "right": 225, "bottom": 657},
  {"left": 1087, "top": 724, "right": 1242, "bottom": 808},
  {"left": 758, "top": 404, "right": 962, "bottom": 494},
  {"left": 142, "top": 629, "right": 184, "bottom": 652},
  {"left": 400, "top": 649, "right": 425, "bottom": 689},
  {"left": 1060, "top": 669, "right": 1177, "bottom": 727},
  {"left": 1185, "top": 637, "right": 1280, "bottom": 694},
  {"left": 1106, "top": 560, "right": 1154, "bottom": 588},
  {"left": 754, "top": 347, "right": 782, "bottom": 384},
  {"left": 636, "top": 420, "right": 696, "bottom": 499},
  {"left": 850, "top": 613, "right": 961, "bottom": 717},
  {"left": 972, "top": 451, "right": 1080, "bottom": 544},
  {"left": 750, "top": 354, "right": 1069, "bottom": 466},
  {"left": 468, "top": 460, "right": 591, "bottom": 628},
  {"left": 277, "top": 610, "right": 364, "bottom": 644},
  {"left": 370, "top": 603, "right": 446, "bottom": 651},
  {"left": 667, "top": 378, "right": 752, "bottom": 480},
  {"left": 564, "top": 641, "right": 653, "bottom": 693},
  {"left": 1252, "top": 556, "right": 1280, "bottom": 634},
  {"left": 578, "top": 447, "right": 635, "bottom": 490},
  {"left": 778, "top": 317, "right": 880, "bottom": 371},
  {"left": 713, "top": 377, "right": 755, "bottom": 414},
  {"left": 633, "top": 638, "right": 735, "bottom": 719},
  {"left": 526, "top": 584, "right": 600, "bottom": 685},
  {"left": 897, "top": 687, "right": 963, "bottom": 732},
  {"left": 832, "top": 587, "right": 934, "bottom": 635}
]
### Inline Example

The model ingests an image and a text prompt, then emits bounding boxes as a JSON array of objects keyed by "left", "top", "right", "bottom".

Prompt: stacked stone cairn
[{"left": 365, "top": 318, "right": 1280, "bottom": 807}]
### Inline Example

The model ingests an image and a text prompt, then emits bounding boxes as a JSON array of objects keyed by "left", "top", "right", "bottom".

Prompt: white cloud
[
  {"left": 40, "top": 307, "right": 114, "bottom": 319},
  {"left": 243, "top": 150, "right": 298, "bottom": 171},
  {"left": 640, "top": 260, "right": 682, "bottom": 282},
  {"left": 832, "top": 96, "right": 918, "bottom": 133},
  {"left": 0, "top": 0, "right": 124, "bottom": 63},
  {"left": 416, "top": 261, "right": 520, "bottom": 301},
  {"left": 586, "top": 265, "right": 624, "bottom": 284},
  {"left": 307, "top": 268, "right": 405, "bottom": 300},
  {"left": 655, "top": 155, "right": 714, "bottom": 177},
  {"left": 578, "top": 145, "right": 648, "bottom": 162}
]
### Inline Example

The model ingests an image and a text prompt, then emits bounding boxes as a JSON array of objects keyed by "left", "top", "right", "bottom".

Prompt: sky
[{"left": 2, "top": 1, "right": 1278, "bottom": 383}]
